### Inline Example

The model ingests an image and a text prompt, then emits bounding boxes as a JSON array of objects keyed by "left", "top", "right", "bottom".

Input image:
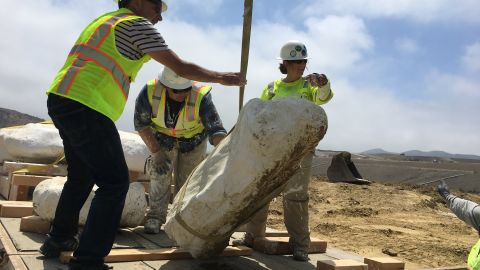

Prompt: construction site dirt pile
[{"left": 267, "top": 176, "right": 480, "bottom": 268}]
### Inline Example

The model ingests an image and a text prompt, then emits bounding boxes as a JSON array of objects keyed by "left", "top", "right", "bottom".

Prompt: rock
[
  {"left": 118, "top": 131, "right": 149, "bottom": 172},
  {"left": 164, "top": 97, "right": 328, "bottom": 258},
  {"left": 32, "top": 177, "right": 147, "bottom": 227},
  {"left": 382, "top": 247, "right": 398, "bottom": 256},
  {"left": 0, "top": 123, "right": 149, "bottom": 172}
]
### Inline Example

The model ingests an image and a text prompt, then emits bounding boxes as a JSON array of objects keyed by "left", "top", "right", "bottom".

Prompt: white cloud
[
  {"left": 462, "top": 42, "right": 480, "bottom": 72},
  {"left": 303, "top": 0, "right": 480, "bottom": 23},
  {"left": 426, "top": 71, "right": 480, "bottom": 98},
  {"left": 166, "top": 0, "right": 223, "bottom": 16},
  {"left": 323, "top": 79, "right": 480, "bottom": 155},
  {"left": 394, "top": 37, "right": 420, "bottom": 54}
]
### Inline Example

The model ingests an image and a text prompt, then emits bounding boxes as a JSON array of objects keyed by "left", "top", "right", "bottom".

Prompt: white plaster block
[
  {"left": 32, "top": 177, "right": 147, "bottom": 228},
  {"left": 164, "top": 97, "right": 328, "bottom": 258}
]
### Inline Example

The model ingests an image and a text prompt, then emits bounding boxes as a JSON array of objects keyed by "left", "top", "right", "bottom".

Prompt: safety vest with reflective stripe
[
  {"left": 46, "top": 8, "right": 151, "bottom": 122},
  {"left": 260, "top": 77, "right": 333, "bottom": 105},
  {"left": 469, "top": 239, "right": 480, "bottom": 270},
  {"left": 147, "top": 79, "right": 211, "bottom": 138}
]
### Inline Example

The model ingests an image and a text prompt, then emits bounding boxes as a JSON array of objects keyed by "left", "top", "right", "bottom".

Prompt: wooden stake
[{"left": 239, "top": 0, "right": 253, "bottom": 112}]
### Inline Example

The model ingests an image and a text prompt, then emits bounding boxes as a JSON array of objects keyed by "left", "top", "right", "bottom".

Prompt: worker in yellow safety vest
[
  {"left": 134, "top": 67, "right": 227, "bottom": 234},
  {"left": 234, "top": 40, "right": 333, "bottom": 262},
  {"left": 39, "top": 0, "right": 245, "bottom": 269},
  {"left": 438, "top": 181, "right": 480, "bottom": 270}
]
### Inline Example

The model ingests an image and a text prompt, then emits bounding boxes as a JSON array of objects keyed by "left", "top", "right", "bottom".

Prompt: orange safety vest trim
[{"left": 55, "top": 13, "right": 132, "bottom": 99}]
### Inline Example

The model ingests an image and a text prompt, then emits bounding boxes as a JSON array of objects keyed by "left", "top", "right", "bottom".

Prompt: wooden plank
[
  {"left": 60, "top": 246, "right": 253, "bottom": 264},
  {"left": 0, "top": 219, "right": 29, "bottom": 270},
  {"left": 8, "top": 184, "right": 30, "bottom": 201},
  {"left": 2, "top": 161, "right": 67, "bottom": 176},
  {"left": 364, "top": 257, "right": 405, "bottom": 270},
  {"left": 0, "top": 175, "right": 10, "bottom": 199},
  {"left": 265, "top": 230, "right": 289, "bottom": 237},
  {"left": 20, "top": 215, "right": 51, "bottom": 234},
  {"left": 253, "top": 236, "right": 327, "bottom": 255},
  {"left": 317, "top": 259, "right": 368, "bottom": 270},
  {"left": 0, "top": 201, "right": 34, "bottom": 218},
  {"left": 22, "top": 255, "right": 156, "bottom": 270},
  {"left": 11, "top": 174, "right": 50, "bottom": 187}
]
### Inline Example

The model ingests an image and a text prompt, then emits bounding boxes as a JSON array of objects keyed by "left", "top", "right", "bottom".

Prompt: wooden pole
[{"left": 239, "top": 0, "right": 253, "bottom": 112}]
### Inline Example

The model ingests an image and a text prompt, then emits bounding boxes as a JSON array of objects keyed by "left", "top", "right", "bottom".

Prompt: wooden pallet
[
  {"left": 0, "top": 201, "right": 34, "bottom": 218},
  {"left": 1, "top": 161, "right": 67, "bottom": 201},
  {"left": 1, "top": 161, "right": 151, "bottom": 201},
  {"left": 19, "top": 215, "right": 51, "bottom": 234},
  {"left": 60, "top": 246, "right": 253, "bottom": 264},
  {"left": 253, "top": 236, "right": 327, "bottom": 255},
  {"left": 317, "top": 259, "right": 368, "bottom": 270}
]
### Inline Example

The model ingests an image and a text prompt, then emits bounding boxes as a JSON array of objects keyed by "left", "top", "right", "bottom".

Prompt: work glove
[
  {"left": 147, "top": 151, "right": 172, "bottom": 176},
  {"left": 437, "top": 180, "right": 451, "bottom": 200},
  {"left": 305, "top": 73, "right": 328, "bottom": 87}
]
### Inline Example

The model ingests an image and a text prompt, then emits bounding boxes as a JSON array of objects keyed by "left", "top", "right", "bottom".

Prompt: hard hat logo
[{"left": 278, "top": 40, "right": 310, "bottom": 61}]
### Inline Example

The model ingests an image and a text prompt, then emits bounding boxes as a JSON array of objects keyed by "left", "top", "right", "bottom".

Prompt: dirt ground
[{"left": 267, "top": 176, "right": 480, "bottom": 269}]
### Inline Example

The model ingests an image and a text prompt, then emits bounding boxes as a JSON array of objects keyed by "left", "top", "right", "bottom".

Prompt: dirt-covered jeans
[
  {"left": 146, "top": 139, "right": 207, "bottom": 223},
  {"left": 245, "top": 151, "right": 314, "bottom": 251},
  {"left": 47, "top": 94, "right": 130, "bottom": 264}
]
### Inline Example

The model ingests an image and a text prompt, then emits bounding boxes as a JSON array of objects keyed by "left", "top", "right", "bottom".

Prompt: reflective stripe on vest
[
  {"left": 147, "top": 80, "right": 210, "bottom": 138},
  {"left": 185, "top": 84, "right": 200, "bottom": 122},
  {"left": 55, "top": 13, "right": 132, "bottom": 99},
  {"left": 151, "top": 83, "right": 201, "bottom": 122},
  {"left": 151, "top": 80, "right": 164, "bottom": 118}
]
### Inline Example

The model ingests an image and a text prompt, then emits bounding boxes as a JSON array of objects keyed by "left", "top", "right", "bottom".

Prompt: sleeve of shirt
[
  {"left": 199, "top": 92, "right": 227, "bottom": 145},
  {"left": 129, "top": 18, "right": 169, "bottom": 54},
  {"left": 311, "top": 79, "right": 334, "bottom": 105},
  {"left": 134, "top": 85, "right": 153, "bottom": 131},
  {"left": 446, "top": 194, "right": 480, "bottom": 231}
]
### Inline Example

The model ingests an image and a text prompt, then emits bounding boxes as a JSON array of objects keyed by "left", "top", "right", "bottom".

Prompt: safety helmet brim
[{"left": 158, "top": 67, "right": 192, "bottom": 90}]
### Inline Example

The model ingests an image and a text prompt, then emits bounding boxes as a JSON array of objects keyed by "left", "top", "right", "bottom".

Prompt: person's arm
[
  {"left": 148, "top": 49, "right": 245, "bottom": 86},
  {"left": 198, "top": 92, "right": 227, "bottom": 146},
  {"left": 134, "top": 86, "right": 162, "bottom": 153},
  {"left": 438, "top": 181, "right": 480, "bottom": 231},
  {"left": 305, "top": 73, "right": 334, "bottom": 105},
  {"left": 447, "top": 196, "right": 480, "bottom": 231}
]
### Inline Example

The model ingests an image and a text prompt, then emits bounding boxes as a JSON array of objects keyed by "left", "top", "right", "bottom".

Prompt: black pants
[{"left": 47, "top": 94, "right": 129, "bottom": 263}]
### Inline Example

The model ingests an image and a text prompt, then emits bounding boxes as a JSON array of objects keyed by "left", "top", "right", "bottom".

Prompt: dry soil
[{"left": 267, "top": 176, "right": 480, "bottom": 269}]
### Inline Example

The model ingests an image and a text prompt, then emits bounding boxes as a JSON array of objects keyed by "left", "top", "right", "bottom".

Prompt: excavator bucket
[{"left": 327, "top": 151, "right": 371, "bottom": 185}]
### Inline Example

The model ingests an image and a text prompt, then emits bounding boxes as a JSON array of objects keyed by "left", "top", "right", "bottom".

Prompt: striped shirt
[{"left": 115, "top": 18, "right": 168, "bottom": 60}]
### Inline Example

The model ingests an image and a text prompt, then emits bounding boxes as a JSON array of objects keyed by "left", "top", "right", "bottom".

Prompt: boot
[
  {"left": 231, "top": 233, "right": 254, "bottom": 248},
  {"left": 40, "top": 236, "right": 78, "bottom": 258},
  {"left": 144, "top": 218, "right": 160, "bottom": 234},
  {"left": 292, "top": 247, "right": 309, "bottom": 261}
]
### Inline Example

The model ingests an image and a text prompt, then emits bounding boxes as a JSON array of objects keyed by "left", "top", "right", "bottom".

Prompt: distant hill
[
  {"left": 361, "top": 148, "right": 396, "bottom": 155},
  {"left": 361, "top": 148, "right": 480, "bottom": 161},
  {"left": 0, "top": 108, "right": 44, "bottom": 128},
  {"left": 402, "top": 150, "right": 480, "bottom": 161}
]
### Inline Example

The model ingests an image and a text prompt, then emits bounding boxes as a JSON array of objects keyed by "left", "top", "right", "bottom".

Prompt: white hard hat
[
  {"left": 158, "top": 67, "right": 192, "bottom": 90},
  {"left": 115, "top": 0, "right": 168, "bottom": 12},
  {"left": 277, "top": 40, "right": 309, "bottom": 61}
]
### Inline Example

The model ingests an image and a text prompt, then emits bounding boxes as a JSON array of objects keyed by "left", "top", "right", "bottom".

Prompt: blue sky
[{"left": 1, "top": 0, "right": 479, "bottom": 155}]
